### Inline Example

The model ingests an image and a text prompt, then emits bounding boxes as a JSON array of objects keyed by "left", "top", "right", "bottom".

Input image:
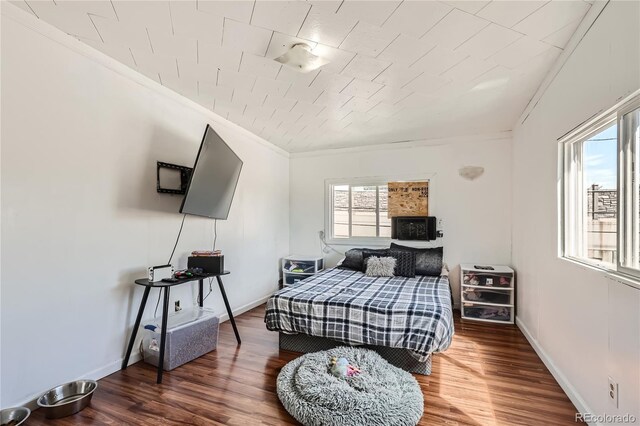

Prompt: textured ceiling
[{"left": 10, "top": 0, "right": 592, "bottom": 152}]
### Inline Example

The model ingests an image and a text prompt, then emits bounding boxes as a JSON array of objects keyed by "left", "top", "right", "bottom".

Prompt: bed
[{"left": 264, "top": 267, "right": 454, "bottom": 375}]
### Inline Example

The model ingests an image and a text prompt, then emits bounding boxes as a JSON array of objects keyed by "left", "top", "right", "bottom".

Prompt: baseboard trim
[
  {"left": 516, "top": 316, "right": 599, "bottom": 426},
  {"left": 216, "top": 293, "right": 271, "bottom": 323},
  {"left": 15, "top": 294, "right": 272, "bottom": 411},
  {"left": 15, "top": 350, "right": 144, "bottom": 412}
]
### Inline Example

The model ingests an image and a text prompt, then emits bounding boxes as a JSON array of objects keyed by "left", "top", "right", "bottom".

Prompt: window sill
[
  {"left": 326, "top": 238, "right": 392, "bottom": 247},
  {"left": 605, "top": 271, "right": 640, "bottom": 291},
  {"left": 326, "top": 237, "right": 442, "bottom": 248},
  {"left": 559, "top": 256, "right": 640, "bottom": 291}
]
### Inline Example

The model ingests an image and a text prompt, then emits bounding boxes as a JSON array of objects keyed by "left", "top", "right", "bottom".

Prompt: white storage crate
[
  {"left": 282, "top": 255, "right": 324, "bottom": 288},
  {"left": 460, "top": 264, "right": 515, "bottom": 324}
]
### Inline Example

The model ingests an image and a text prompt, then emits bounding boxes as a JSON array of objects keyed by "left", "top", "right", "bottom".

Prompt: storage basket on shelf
[{"left": 460, "top": 264, "right": 515, "bottom": 324}]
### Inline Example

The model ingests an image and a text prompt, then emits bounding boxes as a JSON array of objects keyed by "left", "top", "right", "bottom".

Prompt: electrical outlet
[
  {"left": 608, "top": 377, "right": 618, "bottom": 408},
  {"left": 174, "top": 300, "right": 182, "bottom": 312}
]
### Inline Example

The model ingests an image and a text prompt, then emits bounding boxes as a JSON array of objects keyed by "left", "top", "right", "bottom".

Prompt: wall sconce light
[{"left": 458, "top": 166, "right": 484, "bottom": 181}]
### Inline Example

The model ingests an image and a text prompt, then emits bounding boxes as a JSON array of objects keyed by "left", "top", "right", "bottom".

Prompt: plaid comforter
[{"left": 265, "top": 268, "right": 454, "bottom": 361}]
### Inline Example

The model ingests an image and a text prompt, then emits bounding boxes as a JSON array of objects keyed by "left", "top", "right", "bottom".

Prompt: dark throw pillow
[
  {"left": 339, "top": 248, "right": 365, "bottom": 271},
  {"left": 389, "top": 250, "right": 416, "bottom": 277},
  {"left": 339, "top": 248, "right": 390, "bottom": 272},
  {"left": 390, "top": 243, "right": 443, "bottom": 276}
]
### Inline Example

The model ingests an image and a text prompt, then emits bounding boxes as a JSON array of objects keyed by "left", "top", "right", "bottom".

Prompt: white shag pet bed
[{"left": 276, "top": 347, "right": 424, "bottom": 426}]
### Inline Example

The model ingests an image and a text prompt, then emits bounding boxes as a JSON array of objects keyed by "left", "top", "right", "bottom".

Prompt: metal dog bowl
[
  {"left": 37, "top": 379, "right": 97, "bottom": 419},
  {"left": 0, "top": 406, "right": 30, "bottom": 426}
]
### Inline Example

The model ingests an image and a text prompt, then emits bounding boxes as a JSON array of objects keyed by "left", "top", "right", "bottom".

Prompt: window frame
[
  {"left": 560, "top": 114, "right": 617, "bottom": 270},
  {"left": 617, "top": 97, "right": 640, "bottom": 278},
  {"left": 559, "top": 91, "right": 640, "bottom": 281},
  {"left": 325, "top": 175, "right": 434, "bottom": 246}
]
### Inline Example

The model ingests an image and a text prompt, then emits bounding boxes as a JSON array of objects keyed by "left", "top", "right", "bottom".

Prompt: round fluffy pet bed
[{"left": 276, "top": 347, "right": 424, "bottom": 426}]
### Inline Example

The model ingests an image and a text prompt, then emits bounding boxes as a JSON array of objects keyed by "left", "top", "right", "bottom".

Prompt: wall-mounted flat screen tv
[{"left": 180, "top": 124, "right": 243, "bottom": 219}]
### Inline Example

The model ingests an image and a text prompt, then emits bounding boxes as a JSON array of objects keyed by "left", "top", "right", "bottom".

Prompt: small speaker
[
  {"left": 188, "top": 256, "right": 224, "bottom": 274},
  {"left": 391, "top": 216, "right": 437, "bottom": 241}
]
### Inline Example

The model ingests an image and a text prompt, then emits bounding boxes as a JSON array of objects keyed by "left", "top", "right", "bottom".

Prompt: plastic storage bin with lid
[{"left": 142, "top": 307, "right": 219, "bottom": 371}]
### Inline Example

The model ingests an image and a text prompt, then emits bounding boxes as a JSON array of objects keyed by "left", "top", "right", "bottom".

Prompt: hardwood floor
[{"left": 28, "top": 306, "right": 579, "bottom": 425}]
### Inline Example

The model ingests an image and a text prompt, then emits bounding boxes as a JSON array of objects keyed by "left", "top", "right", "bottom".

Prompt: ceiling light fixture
[{"left": 273, "top": 43, "right": 329, "bottom": 73}]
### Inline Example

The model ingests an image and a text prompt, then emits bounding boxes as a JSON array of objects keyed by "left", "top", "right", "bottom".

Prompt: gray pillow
[
  {"left": 389, "top": 243, "right": 443, "bottom": 276},
  {"left": 365, "top": 256, "right": 396, "bottom": 277},
  {"left": 361, "top": 249, "right": 390, "bottom": 272}
]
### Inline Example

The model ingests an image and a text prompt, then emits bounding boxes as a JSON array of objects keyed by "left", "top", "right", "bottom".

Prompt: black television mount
[{"left": 156, "top": 162, "right": 193, "bottom": 195}]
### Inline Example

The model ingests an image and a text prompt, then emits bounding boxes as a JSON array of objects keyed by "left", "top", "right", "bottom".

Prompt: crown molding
[
  {"left": 517, "top": 0, "right": 610, "bottom": 127},
  {"left": 289, "top": 130, "right": 513, "bottom": 159}
]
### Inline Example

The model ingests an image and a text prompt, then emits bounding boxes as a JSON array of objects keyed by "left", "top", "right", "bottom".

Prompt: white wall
[
  {"left": 512, "top": 0, "right": 640, "bottom": 422},
  {"left": 0, "top": 7, "right": 289, "bottom": 407},
  {"left": 289, "top": 135, "right": 513, "bottom": 307}
]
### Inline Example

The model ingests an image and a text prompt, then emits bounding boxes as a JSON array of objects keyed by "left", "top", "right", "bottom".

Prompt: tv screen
[{"left": 180, "top": 125, "right": 243, "bottom": 219}]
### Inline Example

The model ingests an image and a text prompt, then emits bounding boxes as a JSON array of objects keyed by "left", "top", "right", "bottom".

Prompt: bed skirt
[{"left": 278, "top": 332, "right": 432, "bottom": 375}]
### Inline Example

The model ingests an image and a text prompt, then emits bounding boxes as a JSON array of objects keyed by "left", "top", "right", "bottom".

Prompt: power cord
[
  {"left": 318, "top": 230, "right": 345, "bottom": 255},
  {"left": 154, "top": 288, "right": 163, "bottom": 318},
  {"left": 202, "top": 280, "right": 214, "bottom": 302},
  {"left": 167, "top": 214, "right": 187, "bottom": 264},
  {"left": 214, "top": 219, "right": 218, "bottom": 251},
  {"left": 197, "top": 219, "right": 218, "bottom": 307},
  {"left": 194, "top": 279, "right": 214, "bottom": 306},
  {"left": 155, "top": 216, "right": 217, "bottom": 313},
  {"left": 152, "top": 214, "right": 187, "bottom": 318}
]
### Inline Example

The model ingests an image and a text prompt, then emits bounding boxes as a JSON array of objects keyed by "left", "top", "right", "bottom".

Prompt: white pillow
[{"left": 365, "top": 256, "right": 396, "bottom": 277}]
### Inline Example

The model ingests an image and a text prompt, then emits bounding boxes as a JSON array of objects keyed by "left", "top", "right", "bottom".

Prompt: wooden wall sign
[{"left": 388, "top": 181, "right": 429, "bottom": 217}]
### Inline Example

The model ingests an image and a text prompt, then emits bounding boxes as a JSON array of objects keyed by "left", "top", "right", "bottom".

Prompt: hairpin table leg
[
  {"left": 121, "top": 286, "right": 151, "bottom": 370},
  {"left": 216, "top": 276, "right": 241, "bottom": 344},
  {"left": 157, "top": 287, "right": 170, "bottom": 383}
]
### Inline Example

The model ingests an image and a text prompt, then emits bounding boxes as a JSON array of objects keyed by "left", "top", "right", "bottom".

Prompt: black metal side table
[{"left": 121, "top": 271, "right": 241, "bottom": 383}]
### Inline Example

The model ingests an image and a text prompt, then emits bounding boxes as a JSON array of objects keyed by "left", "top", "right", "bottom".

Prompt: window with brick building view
[
  {"left": 583, "top": 124, "right": 618, "bottom": 265},
  {"left": 562, "top": 97, "right": 640, "bottom": 277},
  {"left": 331, "top": 184, "right": 391, "bottom": 239}
]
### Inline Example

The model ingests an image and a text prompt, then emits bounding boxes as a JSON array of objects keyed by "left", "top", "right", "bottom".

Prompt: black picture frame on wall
[{"left": 391, "top": 216, "right": 437, "bottom": 241}]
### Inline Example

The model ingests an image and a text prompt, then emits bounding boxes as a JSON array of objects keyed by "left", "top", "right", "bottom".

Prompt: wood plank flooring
[{"left": 27, "top": 306, "right": 579, "bottom": 425}]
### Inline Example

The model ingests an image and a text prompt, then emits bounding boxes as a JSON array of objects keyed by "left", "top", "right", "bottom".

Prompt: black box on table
[{"left": 188, "top": 255, "right": 224, "bottom": 274}]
